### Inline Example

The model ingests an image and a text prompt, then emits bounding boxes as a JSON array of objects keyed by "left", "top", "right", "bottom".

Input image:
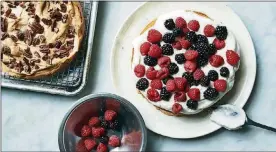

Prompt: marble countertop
[{"left": 2, "top": 2, "right": 276, "bottom": 151}]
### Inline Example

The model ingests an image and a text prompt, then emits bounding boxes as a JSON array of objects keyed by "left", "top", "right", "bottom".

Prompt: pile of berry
[
  {"left": 75, "top": 109, "right": 121, "bottom": 152},
  {"left": 134, "top": 15, "right": 240, "bottom": 114}
]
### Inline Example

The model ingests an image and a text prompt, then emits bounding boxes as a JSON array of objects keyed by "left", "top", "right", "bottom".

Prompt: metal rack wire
[{"left": 2, "top": 2, "right": 92, "bottom": 88}]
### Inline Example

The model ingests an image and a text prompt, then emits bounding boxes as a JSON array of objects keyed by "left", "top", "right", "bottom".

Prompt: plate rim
[{"left": 110, "top": 2, "right": 256, "bottom": 139}]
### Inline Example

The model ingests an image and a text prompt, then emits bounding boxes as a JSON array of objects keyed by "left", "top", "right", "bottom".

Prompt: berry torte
[
  {"left": 132, "top": 10, "right": 240, "bottom": 115},
  {"left": 1, "top": 1, "right": 84, "bottom": 79}
]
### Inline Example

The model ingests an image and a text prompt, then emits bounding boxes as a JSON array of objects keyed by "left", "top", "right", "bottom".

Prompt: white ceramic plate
[{"left": 110, "top": 2, "right": 256, "bottom": 138}]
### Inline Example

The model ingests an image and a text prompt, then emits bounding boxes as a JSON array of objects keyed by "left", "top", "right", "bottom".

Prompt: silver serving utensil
[{"left": 210, "top": 104, "right": 276, "bottom": 132}]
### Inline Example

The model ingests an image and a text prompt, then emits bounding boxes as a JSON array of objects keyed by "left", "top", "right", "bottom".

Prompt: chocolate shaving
[
  {"left": 60, "top": 4, "right": 67, "bottom": 13},
  {"left": 1, "top": 33, "right": 9, "bottom": 40},
  {"left": 42, "top": 54, "right": 49, "bottom": 61},
  {"left": 55, "top": 40, "right": 62, "bottom": 48},
  {"left": 50, "top": 9, "right": 62, "bottom": 21},
  {"left": 67, "top": 39, "right": 74, "bottom": 48},
  {"left": 46, "top": 58, "right": 52, "bottom": 65},
  {"left": 39, "top": 44, "right": 50, "bottom": 53},
  {"left": 10, "top": 35, "right": 18, "bottom": 42},
  {"left": 1, "top": 46, "right": 11, "bottom": 55},
  {"left": 34, "top": 15, "right": 40, "bottom": 22},
  {"left": 41, "top": 18, "right": 52, "bottom": 26},
  {"left": 29, "top": 22, "right": 44, "bottom": 34},
  {"left": 8, "top": 4, "right": 16, "bottom": 8},
  {"left": 24, "top": 65, "right": 31, "bottom": 73},
  {"left": 54, "top": 28, "right": 59, "bottom": 33},
  {"left": 34, "top": 65, "right": 39, "bottom": 69},
  {"left": 3, "top": 61, "right": 10, "bottom": 65},
  {"left": 1, "top": 17, "right": 8, "bottom": 32},
  {"left": 19, "top": 2, "right": 26, "bottom": 8},
  {"left": 5, "top": 8, "right": 12, "bottom": 16},
  {"left": 51, "top": 20, "right": 57, "bottom": 32},
  {"left": 23, "top": 57, "right": 30, "bottom": 66},
  {"left": 30, "top": 59, "right": 40, "bottom": 66},
  {"left": 24, "top": 30, "right": 33, "bottom": 45},
  {"left": 34, "top": 51, "right": 41, "bottom": 58},
  {"left": 15, "top": 61, "right": 23, "bottom": 73},
  {"left": 9, "top": 13, "right": 17, "bottom": 19},
  {"left": 67, "top": 26, "right": 75, "bottom": 38},
  {"left": 17, "top": 31, "right": 25, "bottom": 41},
  {"left": 14, "top": 2, "right": 21, "bottom": 6},
  {"left": 59, "top": 49, "right": 69, "bottom": 58},
  {"left": 38, "top": 35, "right": 46, "bottom": 43},
  {"left": 23, "top": 47, "right": 32, "bottom": 58},
  {"left": 32, "top": 37, "right": 40, "bottom": 46},
  {"left": 49, "top": 43, "right": 54, "bottom": 48},
  {"left": 62, "top": 14, "right": 68, "bottom": 23}
]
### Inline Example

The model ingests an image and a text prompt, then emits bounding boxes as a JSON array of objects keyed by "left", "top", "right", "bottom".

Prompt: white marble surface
[{"left": 2, "top": 2, "right": 276, "bottom": 151}]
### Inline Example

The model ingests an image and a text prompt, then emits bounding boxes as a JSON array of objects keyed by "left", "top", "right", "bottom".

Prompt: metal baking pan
[{"left": 1, "top": 1, "right": 98, "bottom": 96}]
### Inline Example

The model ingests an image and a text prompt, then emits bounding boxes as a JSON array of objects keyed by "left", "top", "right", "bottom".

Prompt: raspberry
[
  {"left": 76, "top": 139, "right": 88, "bottom": 152},
  {"left": 184, "top": 50, "right": 198, "bottom": 61},
  {"left": 134, "top": 64, "right": 145, "bottom": 78},
  {"left": 179, "top": 39, "right": 191, "bottom": 49},
  {"left": 109, "top": 135, "right": 121, "bottom": 147},
  {"left": 88, "top": 117, "right": 100, "bottom": 127},
  {"left": 214, "top": 79, "right": 227, "bottom": 92},
  {"left": 188, "top": 20, "right": 200, "bottom": 31},
  {"left": 156, "top": 67, "right": 169, "bottom": 79},
  {"left": 148, "top": 44, "right": 162, "bottom": 58},
  {"left": 182, "top": 27, "right": 190, "bottom": 35},
  {"left": 175, "top": 17, "right": 187, "bottom": 28},
  {"left": 204, "top": 24, "right": 215, "bottom": 37},
  {"left": 104, "top": 110, "right": 117, "bottom": 121},
  {"left": 174, "top": 91, "right": 186, "bottom": 102},
  {"left": 81, "top": 125, "right": 91, "bottom": 137},
  {"left": 174, "top": 77, "right": 187, "bottom": 91},
  {"left": 185, "top": 84, "right": 190, "bottom": 93},
  {"left": 193, "top": 69, "right": 205, "bottom": 80},
  {"left": 157, "top": 56, "right": 171, "bottom": 68},
  {"left": 213, "top": 38, "right": 225, "bottom": 50},
  {"left": 166, "top": 79, "right": 176, "bottom": 92},
  {"left": 164, "top": 19, "right": 175, "bottom": 30},
  {"left": 184, "top": 60, "right": 197, "bottom": 73},
  {"left": 147, "top": 88, "right": 161, "bottom": 102},
  {"left": 187, "top": 88, "right": 200, "bottom": 101},
  {"left": 226, "top": 50, "right": 240, "bottom": 66},
  {"left": 172, "top": 41, "right": 182, "bottom": 50},
  {"left": 147, "top": 29, "right": 162, "bottom": 43},
  {"left": 146, "top": 67, "right": 157, "bottom": 80},
  {"left": 150, "top": 79, "right": 163, "bottom": 90},
  {"left": 209, "top": 55, "right": 224, "bottom": 67},
  {"left": 172, "top": 103, "right": 183, "bottom": 114},
  {"left": 92, "top": 127, "right": 105, "bottom": 138},
  {"left": 97, "top": 143, "right": 108, "bottom": 152},
  {"left": 140, "top": 42, "right": 151, "bottom": 56},
  {"left": 162, "top": 75, "right": 173, "bottom": 85},
  {"left": 84, "top": 138, "right": 97, "bottom": 151}
]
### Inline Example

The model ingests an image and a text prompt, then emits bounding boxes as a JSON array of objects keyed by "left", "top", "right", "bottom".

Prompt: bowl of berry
[{"left": 58, "top": 93, "right": 147, "bottom": 152}]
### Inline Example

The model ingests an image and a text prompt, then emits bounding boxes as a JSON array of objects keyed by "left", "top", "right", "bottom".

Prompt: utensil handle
[{"left": 247, "top": 117, "right": 276, "bottom": 133}]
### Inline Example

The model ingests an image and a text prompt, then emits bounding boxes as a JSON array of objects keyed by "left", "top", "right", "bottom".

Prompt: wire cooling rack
[{"left": 1, "top": 1, "right": 98, "bottom": 95}]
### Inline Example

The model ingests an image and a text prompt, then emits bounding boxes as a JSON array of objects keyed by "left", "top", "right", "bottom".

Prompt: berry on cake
[{"left": 132, "top": 10, "right": 240, "bottom": 115}]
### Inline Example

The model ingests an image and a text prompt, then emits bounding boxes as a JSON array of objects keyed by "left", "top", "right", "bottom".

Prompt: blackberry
[
  {"left": 162, "top": 75, "right": 173, "bottom": 85},
  {"left": 220, "top": 67, "right": 230, "bottom": 77},
  {"left": 186, "top": 31, "right": 197, "bottom": 43},
  {"left": 109, "top": 119, "right": 120, "bottom": 130},
  {"left": 168, "top": 63, "right": 179, "bottom": 75},
  {"left": 190, "top": 80, "right": 199, "bottom": 86},
  {"left": 207, "top": 70, "right": 218, "bottom": 81},
  {"left": 204, "top": 87, "right": 219, "bottom": 100},
  {"left": 208, "top": 44, "right": 217, "bottom": 56},
  {"left": 197, "top": 56, "right": 208, "bottom": 67},
  {"left": 175, "top": 53, "right": 186, "bottom": 64},
  {"left": 196, "top": 43, "right": 209, "bottom": 54},
  {"left": 164, "top": 19, "right": 175, "bottom": 30},
  {"left": 162, "top": 33, "right": 175, "bottom": 43},
  {"left": 215, "top": 26, "right": 228, "bottom": 40},
  {"left": 200, "top": 76, "right": 210, "bottom": 87},
  {"left": 196, "top": 34, "right": 208, "bottom": 44},
  {"left": 182, "top": 72, "right": 194, "bottom": 85},
  {"left": 99, "top": 101, "right": 106, "bottom": 116},
  {"left": 161, "top": 44, "right": 174, "bottom": 55},
  {"left": 99, "top": 116, "right": 104, "bottom": 122},
  {"left": 197, "top": 48, "right": 208, "bottom": 58},
  {"left": 172, "top": 28, "right": 183, "bottom": 37},
  {"left": 186, "top": 99, "right": 198, "bottom": 110},
  {"left": 99, "top": 136, "right": 109, "bottom": 144},
  {"left": 136, "top": 78, "right": 149, "bottom": 90},
  {"left": 144, "top": 55, "right": 157, "bottom": 66},
  {"left": 160, "top": 87, "right": 172, "bottom": 101},
  {"left": 190, "top": 43, "right": 197, "bottom": 50},
  {"left": 100, "top": 120, "right": 109, "bottom": 129}
]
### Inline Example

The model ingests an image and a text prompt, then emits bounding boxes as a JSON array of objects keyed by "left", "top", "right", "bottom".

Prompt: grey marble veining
[{"left": 2, "top": 2, "right": 276, "bottom": 151}]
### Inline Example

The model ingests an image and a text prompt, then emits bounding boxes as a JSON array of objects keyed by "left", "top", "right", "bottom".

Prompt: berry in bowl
[{"left": 58, "top": 93, "right": 147, "bottom": 152}]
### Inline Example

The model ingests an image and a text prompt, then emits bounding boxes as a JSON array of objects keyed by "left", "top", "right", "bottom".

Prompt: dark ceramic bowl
[{"left": 58, "top": 93, "right": 147, "bottom": 151}]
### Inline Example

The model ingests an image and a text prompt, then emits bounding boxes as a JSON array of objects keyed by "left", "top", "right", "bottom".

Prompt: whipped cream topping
[{"left": 132, "top": 10, "right": 240, "bottom": 114}]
